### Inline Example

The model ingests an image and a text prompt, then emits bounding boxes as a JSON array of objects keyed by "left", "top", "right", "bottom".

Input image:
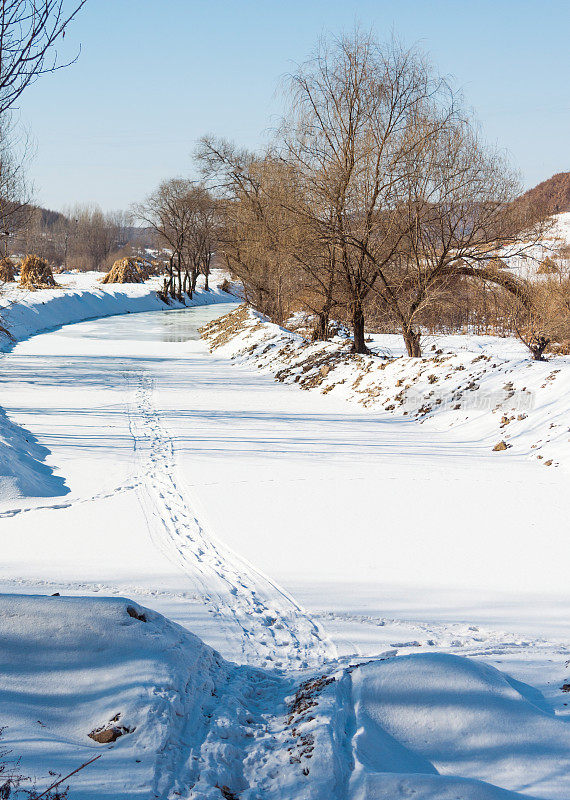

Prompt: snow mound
[
  {"left": 351, "top": 653, "right": 570, "bottom": 799},
  {"left": 1, "top": 596, "right": 568, "bottom": 799},
  {"left": 0, "top": 593, "right": 224, "bottom": 799},
  {"left": 0, "top": 405, "right": 69, "bottom": 500}
]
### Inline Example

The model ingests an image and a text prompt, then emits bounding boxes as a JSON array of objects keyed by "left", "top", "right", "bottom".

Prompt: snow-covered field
[{"left": 0, "top": 274, "right": 569, "bottom": 798}]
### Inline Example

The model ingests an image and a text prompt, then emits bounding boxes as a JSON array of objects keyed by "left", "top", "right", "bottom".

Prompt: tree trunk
[
  {"left": 403, "top": 327, "right": 422, "bottom": 357},
  {"left": 167, "top": 255, "right": 175, "bottom": 298},
  {"left": 176, "top": 253, "right": 182, "bottom": 301},
  {"left": 530, "top": 334, "right": 549, "bottom": 361},
  {"left": 351, "top": 300, "right": 369, "bottom": 354},
  {"left": 313, "top": 306, "right": 334, "bottom": 341},
  {"left": 313, "top": 310, "right": 329, "bottom": 341}
]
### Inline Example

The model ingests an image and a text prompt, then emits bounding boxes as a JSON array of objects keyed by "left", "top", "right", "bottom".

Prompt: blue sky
[{"left": 16, "top": 0, "right": 570, "bottom": 212}]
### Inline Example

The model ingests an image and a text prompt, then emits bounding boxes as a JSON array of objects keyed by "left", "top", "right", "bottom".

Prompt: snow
[
  {"left": 0, "top": 270, "right": 234, "bottom": 351},
  {"left": 497, "top": 211, "right": 570, "bottom": 277},
  {"left": 4, "top": 593, "right": 570, "bottom": 799},
  {"left": 0, "top": 276, "right": 570, "bottom": 797},
  {"left": 203, "top": 305, "right": 570, "bottom": 471},
  {"left": 350, "top": 653, "right": 570, "bottom": 798},
  {"left": 0, "top": 270, "right": 234, "bottom": 500},
  {"left": 0, "top": 593, "right": 224, "bottom": 799}
]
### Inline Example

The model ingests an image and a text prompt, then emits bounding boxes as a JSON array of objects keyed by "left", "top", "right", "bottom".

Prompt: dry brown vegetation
[
  {"left": 101, "top": 257, "right": 150, "bottom": 284},
  {"left": 19, "top": 254, "right": 57, "bottom": 289},
  {"left": 519, "top": 171, "right": 570, "bottom": 215},
  {"left": 0, "top": 256, "right": 15, "bottom": 282}
]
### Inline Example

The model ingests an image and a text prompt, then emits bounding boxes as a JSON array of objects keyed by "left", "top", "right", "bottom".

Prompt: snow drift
[
  {"left": 0, "top": 593, "right": 225, "bottom": 799},
  {"left": 2, "top": 595, "right": 569, "bottom": 799},
  {"left": 350, "top": 653, "right": 570, "bottom": 799}
]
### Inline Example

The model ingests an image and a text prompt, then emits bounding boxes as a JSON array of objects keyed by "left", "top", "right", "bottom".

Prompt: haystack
[
  {"left": 537, "top": 256, "right": 559, "bottom": 275},
  {"left": 101, "top": 257, "right": 150, "bottom": 284},
  {"left": 19, "top": 254, "right": 57, "bottom": 289},
  {"left": 487, "top": 257, "right": 508, "bottom": 271},
  {"left": 0, "top": 256, "right": 15, "bottom": 282}
]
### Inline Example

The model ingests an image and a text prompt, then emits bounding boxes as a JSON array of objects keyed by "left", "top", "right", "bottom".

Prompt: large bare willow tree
[
  {"left": 197, "top": 30, "right": 551, "bottom": 356},
  {"left": 278, "top": 32, "right": 456, "bottom": 353},
  {"left": 279, "top": 31, "right": 548, "bottom": 355}
]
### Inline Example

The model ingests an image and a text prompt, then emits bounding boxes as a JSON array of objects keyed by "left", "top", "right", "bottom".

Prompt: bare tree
[
  {"left": 367, "top": 116, "right": 550, "bottom": 356},
  {"left": 0, "top": 0, "right": 86, "bottom": 117},
  {"left": 185, "top": 187, "right": 219, "bottom": 291},
  {"left": 58, "top": 203, "right": 129, "bottom": 270},
  {"left": 197, "top": 138, "right": 301, "bottom": 322},
  {"left": 133, "top": 178, "right": 201, "bottom": 300},
  {"left": 279, "top": 30, "right": 551, "bottom": 355},
  {"left": 278, "top": 32, "right": 456, "bottom": 352},
  {"left": 0, "top": 119, "right": 32, "bottom": 253}
]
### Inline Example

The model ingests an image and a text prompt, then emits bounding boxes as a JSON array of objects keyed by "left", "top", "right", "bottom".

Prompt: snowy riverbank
[
  {"left": 0, "top": 270, "right": 234, "bottom": 351},
  {"left": 202, "top": 304, "right": 570, "bottom": 471},
  {"left": 1, "top": 287, "right": 570, "bottom": 798}
]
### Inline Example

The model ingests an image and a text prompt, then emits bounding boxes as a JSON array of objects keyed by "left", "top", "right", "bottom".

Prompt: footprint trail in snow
[{"left": 124, "top": 370, "right": 335, "bottom": 669}]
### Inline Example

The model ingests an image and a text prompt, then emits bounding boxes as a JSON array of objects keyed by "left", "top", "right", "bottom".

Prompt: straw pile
[
  {"left": 537, "top": 256, "right": 559, "bottom": 275},
  {"left": 486, "top": 257, "right": 508, "bottom": 271},
  {"left": 19, "top": 255, "right": 57, "bottom": 289},
  {"left": 0, "top": 256, "right": 15, "bottom": 282},
  {"left": 101, "top": 257, "right": 150, "bottom": 284}
]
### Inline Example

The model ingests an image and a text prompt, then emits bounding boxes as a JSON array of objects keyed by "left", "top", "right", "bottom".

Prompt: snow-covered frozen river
[
  {"left": 56, "top": 304, "right": 236, "bottom": 342},
  {"left": 2, "top": 300, "right": 570, "bottom": 799},
  {"left": 0, "top": 300, "right": 569, "bottom": 671}
]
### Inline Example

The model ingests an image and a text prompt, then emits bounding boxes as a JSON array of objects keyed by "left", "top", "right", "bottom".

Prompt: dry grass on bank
[{"left": 0, "top": 256, "right": 15, "bottom": 282}]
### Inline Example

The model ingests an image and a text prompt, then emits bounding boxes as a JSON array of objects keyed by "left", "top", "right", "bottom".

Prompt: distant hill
[
  {"left": 34, "top": 205, "right": 67, "bottom": 228},
  {"left": 520, "top": 172, "right": 570, "bottom": 215}
]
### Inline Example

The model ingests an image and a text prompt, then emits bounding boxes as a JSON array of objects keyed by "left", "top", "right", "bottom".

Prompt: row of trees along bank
[{"left": 195, "top": 32, "right": 561, "bottom": 358}]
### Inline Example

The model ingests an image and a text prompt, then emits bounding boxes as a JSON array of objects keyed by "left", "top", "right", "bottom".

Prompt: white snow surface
[
  {"left": 1, "top": 275, "right": 570, "bottom": 798},
  {"left": 2, "top": 594, "right": 569, "bottom": 799},
  {"left": 350, "top": 653, "right": 570, "bottom": 799},
  {"left": 0, "top": 271, "right": 234, "bottom": 500}
]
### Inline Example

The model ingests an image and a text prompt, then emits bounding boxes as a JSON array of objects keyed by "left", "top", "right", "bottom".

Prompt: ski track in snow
[{"left": 124, "top": 368, "right": 335, "bottom": 670}]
